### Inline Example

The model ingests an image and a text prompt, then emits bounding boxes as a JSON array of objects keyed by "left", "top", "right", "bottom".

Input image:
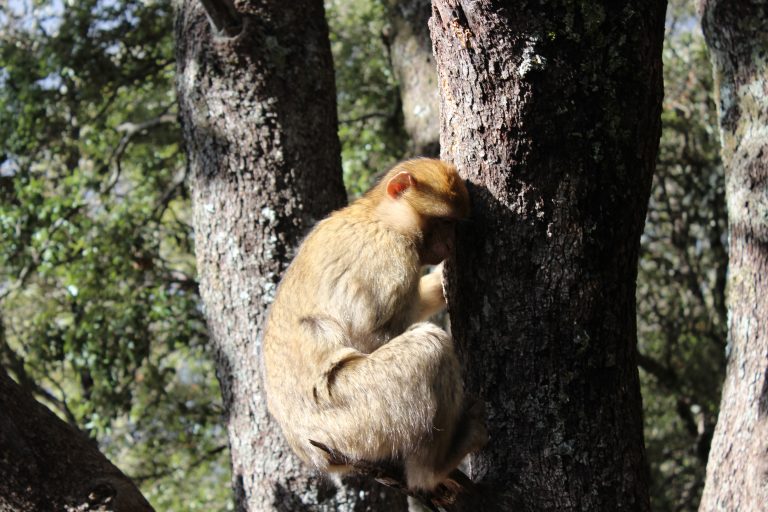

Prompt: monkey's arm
[{"left": 415, "top": 263, "right": 446, "bottom": 321}]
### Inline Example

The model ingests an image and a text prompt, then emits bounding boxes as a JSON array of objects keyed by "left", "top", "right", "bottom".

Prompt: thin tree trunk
[
  {"left": 0, "top": 365, "right": 153, "bottom": 511},
  {"left": 698, "top": 1, "right": 768, "bottom": 510},
  {"left": 430, "top": 1, "right": 665, "bottom": 510},
  {"left": 385, "top": 0, "right": 440, "bottom": 157},
  {"left": 174, "top": 1, "right": 405, "bottom": 510}
]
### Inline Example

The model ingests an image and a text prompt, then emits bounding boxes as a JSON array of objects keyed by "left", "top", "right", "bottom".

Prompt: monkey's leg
[
  {"left": 403, "top": 397, "right": 488, "bottom": 492},
  {"left": 308, "top": 323, "right": 480, "bottom": 491},
  {"left": 415, "top": 395, "right": 488, "bottom": 487}
]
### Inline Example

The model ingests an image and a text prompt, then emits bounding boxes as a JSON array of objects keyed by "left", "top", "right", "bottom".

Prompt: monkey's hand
[{"left": 416, "top": 263, "right": 446, "bottom": 321}]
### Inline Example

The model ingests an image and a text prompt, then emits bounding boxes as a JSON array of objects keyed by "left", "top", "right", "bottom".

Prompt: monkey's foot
[{"left": 308, "top": 439, "right": 475, "bottom": 511}]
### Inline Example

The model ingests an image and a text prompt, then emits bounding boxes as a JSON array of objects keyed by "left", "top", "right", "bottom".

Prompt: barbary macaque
[{"left": 263, "top": 158, "right": 487, "bottom": 492}]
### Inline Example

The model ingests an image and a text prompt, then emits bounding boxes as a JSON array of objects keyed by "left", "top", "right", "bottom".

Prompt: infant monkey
[{"left": 263, "top": 158, "right": 487, "bottom": 491}]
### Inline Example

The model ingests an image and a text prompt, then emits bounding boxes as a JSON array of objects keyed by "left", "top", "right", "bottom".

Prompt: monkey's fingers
[
  {"left": 308, "top": 438, "right": 406, "bottom": 484},
  {"left": 429, "top": 468, "right": 474, "bottom": 507},
  {"left": 308, "top": 439, "right": 350, "bottom": 467}
]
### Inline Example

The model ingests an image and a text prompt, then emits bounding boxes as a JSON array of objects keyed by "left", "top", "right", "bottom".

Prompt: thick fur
[{"left": 263, "top": 159, "right": 485, "bottom": 491}]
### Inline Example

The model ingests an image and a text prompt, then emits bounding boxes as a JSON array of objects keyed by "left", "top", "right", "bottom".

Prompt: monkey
[{"left": 262, "top": 158, "right": 487, "bottom": 493}]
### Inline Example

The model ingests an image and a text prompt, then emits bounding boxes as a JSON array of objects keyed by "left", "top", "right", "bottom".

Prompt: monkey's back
[{"left": 262, "top": 203, "right": 422, "bottom": 466}]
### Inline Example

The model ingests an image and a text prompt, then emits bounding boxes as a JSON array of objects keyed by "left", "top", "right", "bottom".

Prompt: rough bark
[
  {"left": 174, "top": 1, "right": 405, "bottom": 510},
  {"left": 430, "top": 1, "right": 665, "bottom": 510},
  {"left": 385, "top": 0, "right": 440, "bottom": 157},
  {"left": 698, "top": 2, "right": 768, "bottom": 510},
  {"left": 0, "top": 366, "right": 153, "bottom": 512}
]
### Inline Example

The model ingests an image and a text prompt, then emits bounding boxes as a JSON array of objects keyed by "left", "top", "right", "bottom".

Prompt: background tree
[
  {"left": 636, "top": 2, "right": 727, "bottom": 510},
  {"left": 383, "top": 0, "right": 440, "bottom": 157},
  {"left": 698, "top": 1, "right": 768, "bottom": 509},
  {"left": 327, "top": 0, "right": 409, "bottom": 195},
  {"left": 431, "top": 1, "right": 665, "bottom": 509},
  {"left": 174, "top": 0, "right": 405, "bottom": 510}
]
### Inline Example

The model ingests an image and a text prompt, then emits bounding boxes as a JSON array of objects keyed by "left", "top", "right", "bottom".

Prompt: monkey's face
[{"left": 420, "top": 217, "right": 457, "bottom": 265}]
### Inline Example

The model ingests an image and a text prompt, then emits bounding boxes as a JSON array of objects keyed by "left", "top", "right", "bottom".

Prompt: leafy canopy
[{"left": 0, "top": 1, "right": 230, "bottom": 509}]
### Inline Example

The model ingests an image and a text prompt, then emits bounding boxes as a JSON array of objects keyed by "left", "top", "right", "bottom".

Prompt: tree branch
[
  {"left": 198, "top": 0, "right": 242, "bottom": 37},
  {"left": 130, "top": 445, "right": 227, "bottom": 483},
  {"left": 637, "top": 352, "right": 679, "bottom": 389},
  {"left": 339, "top": 111, "right": 391, "bottom": 124},
  {"left": 103, "top": 113, "right": 178, "bottom": 195},
  {"left": 0, "top": 366, "right": 153, "bottom": 511}
]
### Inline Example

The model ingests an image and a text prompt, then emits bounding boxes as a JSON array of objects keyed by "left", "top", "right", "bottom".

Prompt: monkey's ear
[{"left": 386, "top": 171, "right": 415, "bottom": 198}]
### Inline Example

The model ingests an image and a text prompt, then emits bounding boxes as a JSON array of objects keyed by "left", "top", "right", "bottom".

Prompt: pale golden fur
[{"left": 262, "top": 158, "right": 485, "bottom": 491}]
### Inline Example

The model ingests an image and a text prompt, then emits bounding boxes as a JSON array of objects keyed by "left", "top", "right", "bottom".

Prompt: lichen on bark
[{"left": 698, "top": 1, "right": 768, "bottom": 510}]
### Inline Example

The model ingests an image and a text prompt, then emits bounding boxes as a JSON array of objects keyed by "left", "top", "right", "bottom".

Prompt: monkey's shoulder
[
  {"left": 309, "top": 209, "right": 416, "bottom": 259},
  {"left": 277, "top": 212, "right": 419, "bottom": 331}
]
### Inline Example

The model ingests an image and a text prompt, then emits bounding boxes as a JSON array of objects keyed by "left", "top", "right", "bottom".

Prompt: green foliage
[
  {"left": 0, "top": 1, "right": 231, "bottom": 509},
  {"left": 326, "top": 0, "right": 408, "bottom": 196},
  {"left": 637, "top": 1, "right": 727, "bottom": 510}
]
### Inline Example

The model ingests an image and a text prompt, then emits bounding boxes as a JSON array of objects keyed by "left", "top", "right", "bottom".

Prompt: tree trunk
[
  {"left": 430, "top": 1, "right": 665, "bottom": 510},
  {"left": 174, "top": 1, "right": 405, "bottom": 510},
  {"left": 0, "top": 366, "right": 153, "bottom": 511},
  {"left": 385, "top": 0, "right": 440, "bottom": 157},
  {"left": 698, "top": 2, "right": 768, "bottom": 510}
]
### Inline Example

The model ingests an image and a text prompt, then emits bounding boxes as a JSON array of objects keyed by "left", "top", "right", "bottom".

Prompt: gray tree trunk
[
  {"left": 0, "top": 365, "right": 153, "bottom": 511},
  {"left": 385, "top": 0, "right": 440, "bottom": 157},
  {"left": 174, "top": 1, "right": 406, "bottom": 510},
  {"left": 698, "top": 2, "right": 768, "bottom": 510},
  {"left": 430, "top": 1, "right": 666, "bottom": 510}
]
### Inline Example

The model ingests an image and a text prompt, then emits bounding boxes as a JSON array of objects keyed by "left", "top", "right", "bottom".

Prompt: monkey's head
[{"left": 378, "top": 159, "right": 470, "bottom": 265}]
